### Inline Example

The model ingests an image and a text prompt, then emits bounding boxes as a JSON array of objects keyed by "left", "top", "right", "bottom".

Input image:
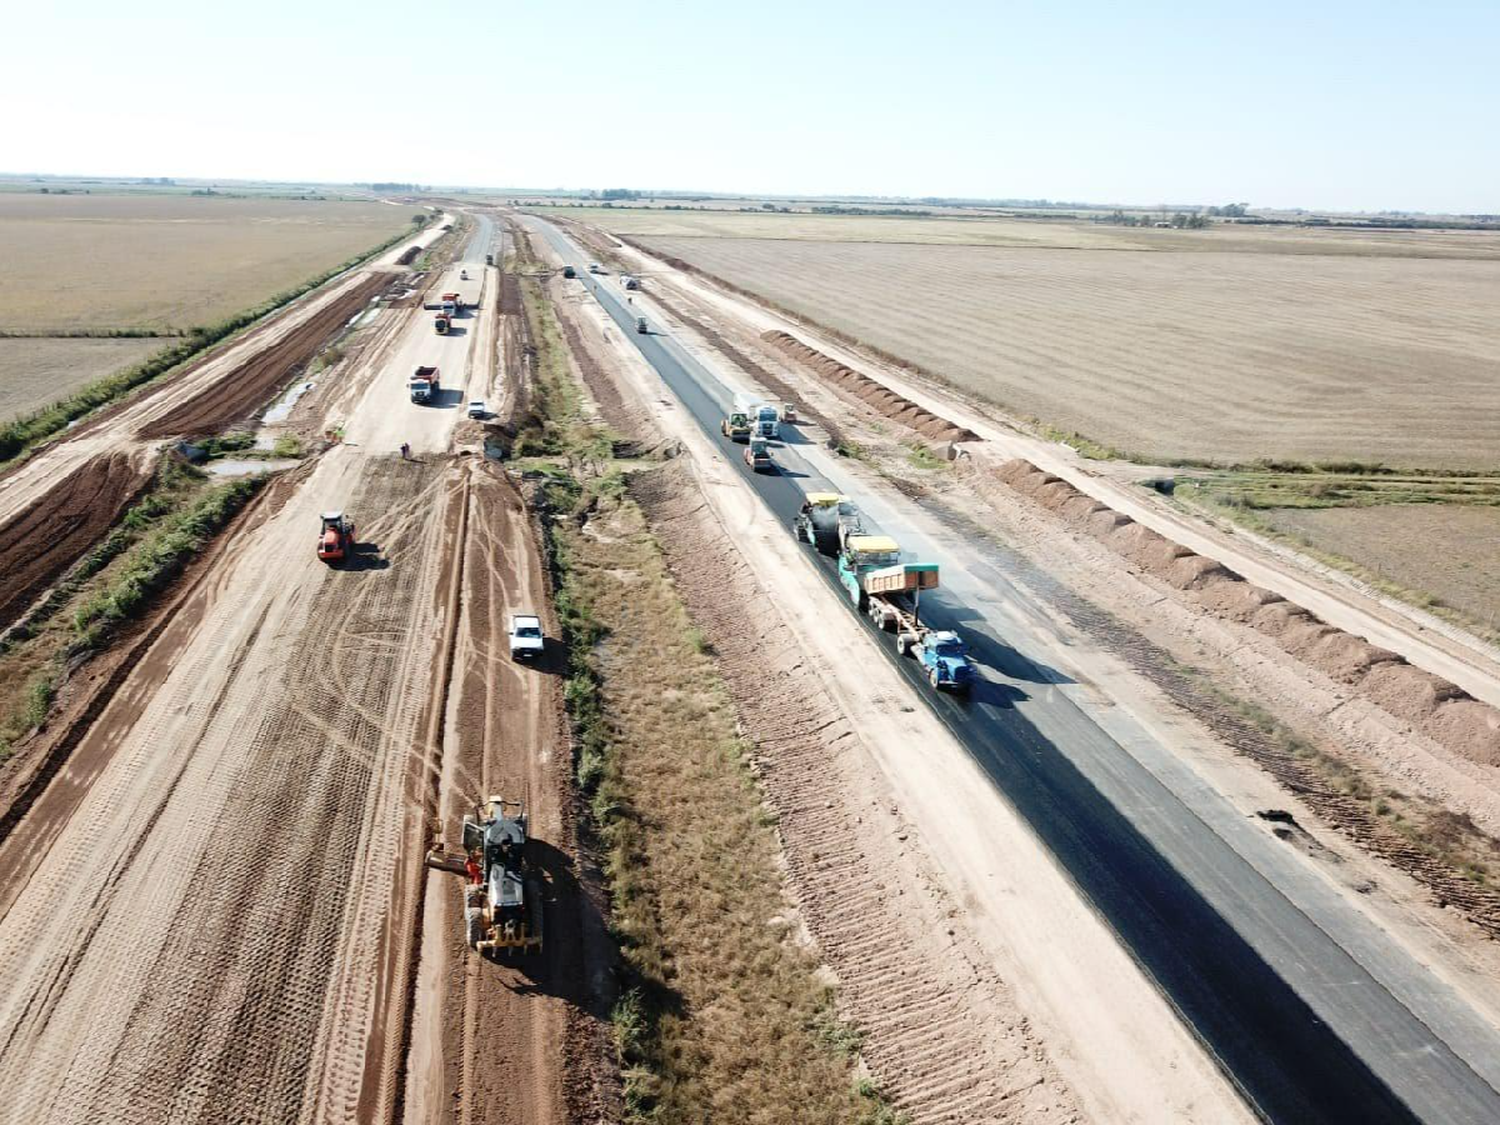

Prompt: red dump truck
[
  {"left": 409, "top": 365, "right": 440, "bottom": 404},
  {"left": 441, "top": 292, "right": 462, "bottom": 317}
]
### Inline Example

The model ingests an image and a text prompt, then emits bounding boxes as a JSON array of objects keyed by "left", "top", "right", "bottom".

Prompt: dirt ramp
[
  {"left": 761, "top": 330, "right": 980, "bottom": 444},
  {"left": 140, "top": 271, "right": 392, "bottom": 440},
  {"left": 0, "top": 449, "right": 151, "bottom": 631},
  {"left": 982, "top": 456, "right": 1500, "bottom": 776}
]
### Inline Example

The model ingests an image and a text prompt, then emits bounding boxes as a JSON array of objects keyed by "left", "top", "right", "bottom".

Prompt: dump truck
[
  {"left": 441, "top": 292, "right": 462, "bottom": 316},
  {"left": 409, "top": 365, "right": 440, "bottom": 403},
  {"left": 794, "top": 493, "right": 862, "bottom": 555},
  {"left": 317, "top": 511, "right": 356, "bottom": 564},
  {"left": 838, "top": 535, "right": 973, "bottom": 692},
  {"left": 434, "top": 313, "right": 451, "bottom": 335},
  {"left": 781, "top": 402, "right": 798, "bottom": 425},
  {"left": 425, "top": 797, "right": 543, "bottom": 957}
]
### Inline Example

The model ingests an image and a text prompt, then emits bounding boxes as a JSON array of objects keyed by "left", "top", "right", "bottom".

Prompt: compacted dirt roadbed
[{"left": 0, "top": 451, "right": 456, "bottom": 1121}]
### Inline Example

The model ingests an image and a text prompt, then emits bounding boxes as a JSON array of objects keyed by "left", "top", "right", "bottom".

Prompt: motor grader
[{"left": 425, "top": 797, "right": 543, "bottom": 957}]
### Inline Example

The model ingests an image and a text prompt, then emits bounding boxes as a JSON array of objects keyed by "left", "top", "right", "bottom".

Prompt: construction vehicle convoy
[
  {"left": 317, "top": 511, "right": 356, "bottom": 565},
  {"left": 425, "top": 797, "right": 543, "bottom": 956},
  {"left": 409, "top": 365, "right": 440, "bottom": 404},
  {"left": 836, "top": 535, "right": 973, "bottom": 692}
]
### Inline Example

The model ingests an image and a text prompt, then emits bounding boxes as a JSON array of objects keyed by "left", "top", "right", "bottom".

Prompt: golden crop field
[
  {"left": 1270, "top": 505, "right": 1500, "bottom": 633},
  {"left": 0, "top": 338, "right": 165, "bottom": 423},
  {"left": 571, "top": 205, "right": 1500, "bottom": 259},
  {"left": 0, "top": 194, "right": 413, "bottom": 333},
  {"left": 636, "top": 231, "right": 1500, "bottom": 469}
]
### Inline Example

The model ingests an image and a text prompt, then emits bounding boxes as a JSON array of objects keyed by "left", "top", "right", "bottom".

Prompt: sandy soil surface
[
  {"left": 0, "top": 213, "right": 601, "bottom": 1123},
  {"left": 548, "top": 272, "right": 1250, "bottom": 1123},
  {"left": 0, "top": 218, "right": 450, "bottom": 648},
  {"left": 0, "top": 337, "right": 165, "bottom": 423}
]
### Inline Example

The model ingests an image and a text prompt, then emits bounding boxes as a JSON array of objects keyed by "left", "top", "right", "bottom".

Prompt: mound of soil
[
  {"left": 760, "top": 331, "right": 980, "bottom": 445},
  {"left": 982, "top": 456, "right": 1500, "bottom": 776},
  {"left": 0, "top": 450, "right": 150, "bottom": 631}
]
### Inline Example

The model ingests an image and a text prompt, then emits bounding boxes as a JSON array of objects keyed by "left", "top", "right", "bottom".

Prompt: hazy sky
[{"left": 4, "top": 0, "right": 1495, "bottom": 212}]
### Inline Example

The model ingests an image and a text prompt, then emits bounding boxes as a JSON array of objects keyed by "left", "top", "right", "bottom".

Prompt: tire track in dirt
[
  {"left": 0, "top": 453, "right": 456, "bottom": 1125},
  {"left": 401, "top": 462, "right": 612, "bottom": 1125},
  {"left": 0, "top": 448, "right": 151, "bottom": 630}
]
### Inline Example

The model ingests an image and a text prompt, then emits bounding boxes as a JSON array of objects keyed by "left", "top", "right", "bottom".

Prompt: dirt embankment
[
  {"left": 760, "top": 330, "right": 979, "bottom": 445},
  {"left": 629, "top": 460, "right": 1077, "bottom": 1123},
  {"left": 139, "top": 271, "right": 393, "bottom": 440},
  {"left": 0, "top": 449, "right": 151, "bottom": 631},
  {"left": 979, "top": 456, "right": 1500, "bottom": 933}
]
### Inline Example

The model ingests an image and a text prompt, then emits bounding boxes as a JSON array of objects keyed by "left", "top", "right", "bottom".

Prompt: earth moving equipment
[
  {"left": 795, "top": 493, "right": 865, "bottom": 555},
  {"left": 795, "top": 492, "right": 859, "bottom": 556},
  {"left": 838, "top": 536, "right": 973, "bottom": 692},
  {"left": 781, "top": 402, "right": 798, "bottom": 424},
  {"left": 434, "top": 313, "right": 451, "bottom": 335},
  {"left": 562, "top": 265, "right": 576, "bottom": 279},
  {"left": 425, "top": 797, "right": 543, "bottom": 956},
  {"left": 317, "top": 511, "right": 356, "bottom": 564},
  {"left": 745, "top": 437, "right": 772, "bottom": 473},
  {"left": 409, "top": 365, "right": 440, "bottom": 404}
]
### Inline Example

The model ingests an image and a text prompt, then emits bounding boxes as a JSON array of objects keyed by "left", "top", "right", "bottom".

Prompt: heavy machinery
[
  {"left": 317, "top": 511, "right": 356, "bottom": 564},
  {"left": 635, "top": 316, "right": 649, "bottom": 334},
  {"left": 794, "top": 493, "right": 862, "bottom": 555},
  {"left": 410, "top": 365, "right": 440, "bottom": 403},
  {"left": 744, "top": 437, "right": 772, "bottom": 473},
  {"left": 837, "top": 535, "right": 973, "bottom": 692},
  {"left": 434, "top": 313, "right": 451, "bottom": 335},
  {"left": 485, "top": 252, "right": 494, "bottom": 266},
  {"left": 425, "top": 797, "right": 543, "bottom": 956},
  {"left": 441, "top": 291, "right": 462, "bottom": 316},
  {"left": 562, "top": 264, "right": 576, "bottom": 279},
  {"left": 721, "top": 391, "right": 759, "bottom": 443}
]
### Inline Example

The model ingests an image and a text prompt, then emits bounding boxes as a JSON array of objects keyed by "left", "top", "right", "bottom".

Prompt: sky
[{"left": 2, "top": 0, "right": 1495, "bottom": 213}]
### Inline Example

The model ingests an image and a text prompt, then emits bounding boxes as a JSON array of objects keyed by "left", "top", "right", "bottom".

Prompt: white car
[
  {"left": 467, "top": 400, "right": 487, "bottom": 419},
  {"left": 508, "top": 614, "right": 544, "bottom": 661}
]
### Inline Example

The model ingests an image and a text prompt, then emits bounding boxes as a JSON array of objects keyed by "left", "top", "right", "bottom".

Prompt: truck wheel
[
  {"left": 896, "top": 635, "right": 911, "bottom": 656},
  {"left": 929, "top": 668, "right": 940, "bottom": 689}
]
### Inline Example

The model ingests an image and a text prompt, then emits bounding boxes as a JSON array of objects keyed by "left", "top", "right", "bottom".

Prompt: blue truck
[{"left": 836, "top": 535, "right": 974, "bottom": 693}]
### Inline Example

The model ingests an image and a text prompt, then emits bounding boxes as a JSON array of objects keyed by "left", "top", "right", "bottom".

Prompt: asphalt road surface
[{"left": 522, "top": 214, "right": 1500, "bottom": 1125}]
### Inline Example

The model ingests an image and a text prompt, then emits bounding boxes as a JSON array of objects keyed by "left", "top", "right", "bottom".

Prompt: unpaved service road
[{"left": 0, "top": 214, "right": 590, "bottom": 1123}]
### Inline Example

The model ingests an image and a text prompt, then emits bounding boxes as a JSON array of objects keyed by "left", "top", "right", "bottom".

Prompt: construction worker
[{"left": 400, "top": 442, "right": 411, "bottom": 461}]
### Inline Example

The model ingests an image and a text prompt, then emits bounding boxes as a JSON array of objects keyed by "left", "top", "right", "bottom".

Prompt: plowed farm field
[
  {"left": 0, "top": 338, "right": 165, "bottom": 423},
  {"left": 0, "top": 193, "right": 411, "bottom": 333},
  {"left": 635, "top": 233, "right": 1500, "bottom": 469}
]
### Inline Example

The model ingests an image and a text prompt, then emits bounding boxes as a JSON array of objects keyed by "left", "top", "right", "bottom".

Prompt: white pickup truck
[{"left": 508, "top": 614, "right": 545, "bottom": 661}]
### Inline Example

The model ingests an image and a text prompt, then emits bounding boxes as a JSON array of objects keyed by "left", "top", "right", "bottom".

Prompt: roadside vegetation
[
  {"left": 0, "top": 457, "right": 262, "bottom": 762},
  {"left": 1175, "top": 466, "right": 1500, "bottom": 643},
  {"left": 517, "top": 272, "right": 905, "bottom": 1123}
]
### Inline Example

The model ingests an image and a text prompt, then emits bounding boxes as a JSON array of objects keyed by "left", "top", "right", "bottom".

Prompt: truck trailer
[{"left": 837, "top": 535, "right": 973, "bottom": 692}]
